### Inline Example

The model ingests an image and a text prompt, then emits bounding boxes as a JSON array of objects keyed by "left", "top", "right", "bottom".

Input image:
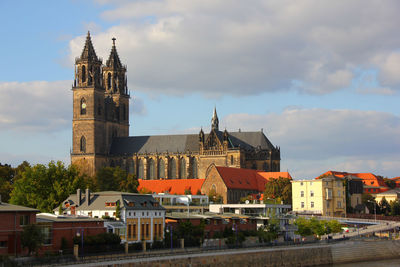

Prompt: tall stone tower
[{"left": 71, "top": 32, "right": 129, "bottom": 176}]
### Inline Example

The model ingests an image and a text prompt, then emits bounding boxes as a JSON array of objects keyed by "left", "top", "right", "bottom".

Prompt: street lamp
[
  {"left": 166, "top": 225, "right": 173, "bottom": 250},
  {"left": 367, "top": 200, "right": 377, "bottom": 222}
]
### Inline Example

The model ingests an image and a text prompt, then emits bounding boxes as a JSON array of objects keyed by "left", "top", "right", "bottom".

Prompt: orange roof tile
[
  {"left": 138, "top": 179, "right": 205, "bottom": 195},
  {"left": 215, "top": 166, "right": 292, "bottom": 192},
  {"left": 316, "top": 171, "right": 387, "bottom": 187}
]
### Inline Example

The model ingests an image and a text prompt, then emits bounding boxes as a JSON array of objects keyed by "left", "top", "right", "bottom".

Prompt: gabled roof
[
  {"left": 214, "top": 166, "right": 292, "bottom": 191},
  {"left": 317, "top": 171, "right": 387, "bottom": 187},
  {"left": 109, "top": 131, "right": 276, "bottom": 155},
  {"left": 0, "top": 202, "right": 39, "bottom": 213},
  {"left": 59, "top": 191, "right": 165, "bottom": 212},
  {"left": 138, "top": 179, "right": 205, "bottom": 195}
]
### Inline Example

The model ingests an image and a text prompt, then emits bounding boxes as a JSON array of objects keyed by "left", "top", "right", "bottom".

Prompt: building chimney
[
  {"left": 86, "top": 188, "right": 90, "bottom": 205},
  {"left": 77, "top": 189, "right": 82, "bottom": 206}
]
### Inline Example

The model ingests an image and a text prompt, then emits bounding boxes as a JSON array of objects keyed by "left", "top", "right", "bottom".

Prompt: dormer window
[{"left": 128, "top": 202, "right": 135, "bottom": 207}]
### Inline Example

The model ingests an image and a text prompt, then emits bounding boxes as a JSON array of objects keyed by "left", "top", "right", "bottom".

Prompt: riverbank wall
[{"left": 87, "top": 240, "right": 400, "bottom": 267}]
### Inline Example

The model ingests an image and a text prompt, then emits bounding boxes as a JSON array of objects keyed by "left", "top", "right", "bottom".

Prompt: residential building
[
  {"left": 36, "top": 213, "right": 105, "bottom": 253},
  {"left": 201, "top": 164, "right": 292, "bottom": 204},
  {"left": 0, "top": 200, "right": 39, "bottom": 256},
  {"left": 70, "top": 32, "right": 281, "bottom": 178},
  {"left": 374, "top": 188, "right": 400, "bottom": 203},
  {"left": 58, "top": 189, "right": 165, "bottom": 243},
  {"left": 292, "top": 177, "right": 346, "bottom": 217},
  {"left": 317, "top": 171, "right": 388, "bottom": 194}
]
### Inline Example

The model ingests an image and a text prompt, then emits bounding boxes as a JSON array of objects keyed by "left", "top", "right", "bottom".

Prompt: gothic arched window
[
  {"left": 80, "top": 98, "right": 87, "bottom": 115},
  {"left": 81, "top": 65, "right": 86, "bottom": 83},
  {"left": 107, "top": 73, "right": 112, "bottom": 90},
  {"left": 158, "top": 159, "right": 165, "bottom": 179},
  {"left": 230, "top": 155, "right": 234, "bottom": 165},
  {"left": 190, "top": 157, "right": 198, "bottom": 179},
  {"left": 122, "top": 104, "right": 126, "bottom": 120},
  {"left": 179, "top": 158, "right": 186, "bottom": 179},
  {"left": 127, "top": 159, "right": 135, "bottom": 175},
  {"left": 80, "top": 136, "right": 86, "bottom": 153},
  {"left": 138, "top": 159, "right": 144, "bottom": 179},
  {"left": 169, "top": 158, "right": 177, "bottom": 179},
  {"left": 97, "top": 103, "right": 102, "bottom": 116},
  {"left": 148, "top": 159, "right": 155, "bottom": 180}
]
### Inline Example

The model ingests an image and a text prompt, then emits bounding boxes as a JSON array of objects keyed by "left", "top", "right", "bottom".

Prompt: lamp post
[
  {"left": 367, "top": 200, "right": 377, "bottom": 222},
  {"left": 166, "top": 225, "right": 173, "bottom": 250}
]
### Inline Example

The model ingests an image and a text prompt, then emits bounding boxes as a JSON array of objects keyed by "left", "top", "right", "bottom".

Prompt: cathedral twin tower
[
  {"left": 71, "top": 32, "right": 281, "bottom": 178},
  {"left": 71, "top": 32, "right": 129, "bottom": 175}
]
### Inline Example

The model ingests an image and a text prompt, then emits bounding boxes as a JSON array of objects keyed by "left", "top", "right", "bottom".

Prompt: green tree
[
  {"left": 119, "top": 173, "right": 139, "bottom": 193},
  {"left": 379, "top": 197, "right": 391, "bottom": 215},
  {"left": 115, "top": 201, "right": 121, "bottom": 220},
  {"left": 176, "top": 221, "right": 205, "bottom": 247},
  {"left": 326, "top": 220, "right": 342, "bottom": 234},
  {"left": 362, "top": 193, "right": 376, "bottom": 214},
  {"left": 10, "top": 161, "right": 87, "bottom": 212},
  {"left": 0, "top": 163, "right": 14, "bottom": 203},
  {"left": 294, "top": 217, "right": 313, "bottom": 237},
  {"left": 208, "top": 188, "right": 223, "bottom": 203},
  {"left": 264, "top": 177, "right": 292, "bottom": 204},
  {"left": 383, "top": 177, "right": 396, "bottom": 189},
  {"left": 21, "top": 224, "right": 44, "bottom": 255},
  {"left": 390, "top": 200, "right": 400, "bottom": 216}
]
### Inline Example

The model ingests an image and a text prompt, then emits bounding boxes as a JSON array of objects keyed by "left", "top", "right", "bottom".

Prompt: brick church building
[{"left": 71, "top": 32, "right": 281, "bottom": 178}]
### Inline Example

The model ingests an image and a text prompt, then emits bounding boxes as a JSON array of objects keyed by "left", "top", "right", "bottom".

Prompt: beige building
[
  {"left": 374, "top": 188, "right": 400, "bottom": 204},
  {"left": 292, "top": 177, "right": 346, "bottom": 217},
  {"left": 71, "top": 32, "right": 281, "bottom": 178}
]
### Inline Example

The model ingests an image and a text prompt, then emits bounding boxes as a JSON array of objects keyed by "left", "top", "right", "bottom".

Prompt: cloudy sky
[{"left": 1, "top": 0, "right": 399, "bottom": 179}]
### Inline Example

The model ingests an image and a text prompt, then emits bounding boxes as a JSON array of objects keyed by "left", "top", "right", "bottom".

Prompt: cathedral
[{"left": 71, "top": 32, "right": 281, "bottom": 178}]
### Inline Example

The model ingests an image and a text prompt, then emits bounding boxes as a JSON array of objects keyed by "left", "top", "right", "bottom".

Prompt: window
[
  {"left": 148, "top": 158, "right": 156, "bottom": 180},
  {"left": 326, "top": 181, "right": 329, "bottom": 186},
  {"left": 169, "top": 158, "right": 177, "bottom": 179},
  {"left": 128, "top": 224, "right": 132, "bottom": 238},
  {"left": 80, "top": 136, "right": 86, "bottom": 153},
  {"left": 300, "top": 182, "right": 303, "bottom": 186},
  {"left": 81, "top": 65, "right": 86, "bottom": 83},
  {"left": 0, "top": 241, "right": 7, "bottom": 248},
  {"left": 20, "top": 215, "right": 30, "bottom": 226},
  {"left": 230, "top": 155, "right": 234, "bottom": 165},
  {"left": 310, "top": 190, "right": 314, "bottom": 197},
  {"left": 310, "top": 182, "right": 313, "bottom": 186},
  {"left": 80, "top": 98, "right": 87, "bottom": 115},
  {"left": 141, "top": 224, "right": 145, "bottom": 239},
  {"left": 337, "top": 181, "right": 341, "bottom": 187},
  {"left": 338, "top": 190, "right": 341, "bottom": 197},
  {"left": 158, "top": 159, "right": 165, "bottom": 179},
  {"left": 97, "top": 103, "right": 102, "bottom": 116},
  {"left": 179, "top": 157, "right": 186, "bottom": 179},
  {"left": 138, "top": 159, "right": 144, "bottom": 179},
  {"left": 107, "top": 73, "right": 112, "bottom": 89},
  {"left": 301, "top": 191, "right": 304, "bottom": 197},
  {"left": 326, "top": 201, "right": 330, "bottom": 208},
  {"left": 301, "top": 202, "right": 304, "bottom": 208},
  {"left": 133, "top": 224, "right": 136, "bottom": 239},
  {"left": 158, "top": 224, "right": 162, "bottom": 238},
  {"left": 190, "top": 157, "right": 198, "bottom": 179},
  {"left": 146, "top": 224, "right": 149, "bottom": 237},
  {"left": 337, "top": 201, "right": 342, "bottom": 208},
  {"left": 311, "top": 202, "right": 314, "bottom": 208}
]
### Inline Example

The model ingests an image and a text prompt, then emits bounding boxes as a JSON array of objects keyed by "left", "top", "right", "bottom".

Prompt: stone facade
[{"left": 71, "top": 32, "right": 281, "bottom": 178}]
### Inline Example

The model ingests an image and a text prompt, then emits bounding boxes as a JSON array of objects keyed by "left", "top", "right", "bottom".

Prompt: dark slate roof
[
  {"left": 79, "top": 32, "right": 99, "bottom": 61},
  {"left": 59, "top": 191, "right": 165, "bottom": 212},
  {"left": 110, "top": 131, "right": 275, "bottom": 155},
  {"left": 106, "top": 40, "right": 123, "bottom": 69},
  {"left": 0, "top": 202, "right": 39, "bottom": 213}
]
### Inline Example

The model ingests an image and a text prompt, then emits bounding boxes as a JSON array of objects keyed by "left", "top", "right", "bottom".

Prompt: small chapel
[{"left": 71, "top": 32, "right": 281, "bottom": 178}]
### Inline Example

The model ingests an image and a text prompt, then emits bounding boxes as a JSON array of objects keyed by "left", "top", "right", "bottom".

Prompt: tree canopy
[
  {"left": 294, "top": 217, "right": 342, "bottom": 237},
  {"left": 21, "top": 224, "right": 44, "bottom": 255},
  {"left": 95, "top": 166, "right": 138, "bottom": 193},
  {"left": 264, "top": 177, "right": 292, "bottom": 204},
  {"left": 10, "top": 161, "right": 87, "bottom": 212}
]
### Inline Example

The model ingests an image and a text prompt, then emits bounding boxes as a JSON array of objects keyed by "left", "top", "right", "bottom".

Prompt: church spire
[
  {"left": 211, "top": 106, "right": 219, "bottom": 131},
  {"left": 80, "top": 31, "right": 99, "bottom": 61},
  {"left": 106, "top": 37, "right": 123, "bottom": 69}
]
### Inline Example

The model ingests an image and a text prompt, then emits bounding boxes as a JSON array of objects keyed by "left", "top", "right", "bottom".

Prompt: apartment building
[{"left": 292, "top": 176, "right": 346, "bottom": 217}]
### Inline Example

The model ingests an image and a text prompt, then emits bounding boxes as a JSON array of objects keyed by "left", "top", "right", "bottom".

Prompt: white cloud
[
  {"left": 222, "top": 108, "right": 400, "bottom": 178},
  {"left": 0, "top": 81, "right": 71, "bottom": 132},
  {"left": 66, "top": 0, "right": 400, "bottom": 96}
]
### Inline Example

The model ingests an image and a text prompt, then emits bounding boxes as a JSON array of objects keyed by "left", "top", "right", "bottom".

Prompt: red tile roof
[
  {"left": 316, "top": 171, "right": 389, "bottom": 192},
  {"left": 215, "top": 166, "right": 292, "bottom": 192},
  {"left": 138, "top": 179, "right": 205, "bottom": 195}
]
